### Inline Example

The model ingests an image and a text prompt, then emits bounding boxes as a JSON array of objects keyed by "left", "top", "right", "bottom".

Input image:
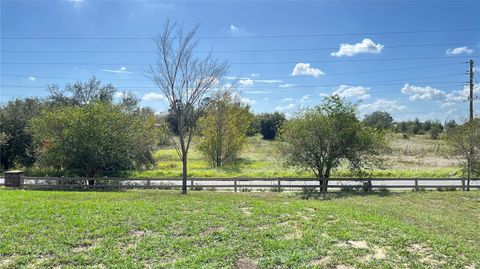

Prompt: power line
[
  {"left": 0, "top": 71, "right": 465, "bottom": 84},
  {"left": 0, "top": 82, "right": 466, "bottom": 91},
  {"left": 1, "top": 55, "right": 477, "bottom": 66},
  {"left": 2, "top": 42, "right": 477, "bottom": 54},
  {"left": 2, "top": 28, "right": 478, "bottom": 40}
]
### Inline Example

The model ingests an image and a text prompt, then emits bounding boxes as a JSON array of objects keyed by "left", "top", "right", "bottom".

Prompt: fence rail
[{"left": 6, "top": 176, "right": 479, "bottom": 191}]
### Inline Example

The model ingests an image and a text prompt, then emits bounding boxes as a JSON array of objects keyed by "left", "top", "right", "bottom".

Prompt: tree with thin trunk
[
  {"left": 147, "top": 21, "right": 229, "bottom": 194},
  {"left": 446, "top": 118, "right": 480, "bottom": 191}
]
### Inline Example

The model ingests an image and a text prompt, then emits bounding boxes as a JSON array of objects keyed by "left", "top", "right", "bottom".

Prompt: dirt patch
[
  {"left": 200, "top": 227, "right": 224, "bottom": 236},
  {"left": 310, "top": 256, "right": 331, "bottom": 266},
  {"left": 72, "top": 239, "right": 99, "bottom": 253},
  {"left": 235, "top": 257, "right": 258, "bottom": 269},
  {"left": 360, "top": 246, "right": 387, "bottom": 262},
  {"left": 0, "top": 256, "right": 14, "bottom": 267},
  {"left": 335, "top": 265, "right": 355, "bottom": 269},
  {"left": 284, "top": 228, "right": 302, "bottom": 240},
  {"left": 129, "top": 230, "right": 150, "bottom": 238},
  {"left": 240, "top": 207, "right": 252, "bottom": 216},
  {"left": 408, "top": 243, "right": 445, "bottom": 266},
  {"left": 29, "top": 254, "right": 54, "bottom": 267},
  {"left": 348, "top": 240, "right": 369, "bottom": 249}
]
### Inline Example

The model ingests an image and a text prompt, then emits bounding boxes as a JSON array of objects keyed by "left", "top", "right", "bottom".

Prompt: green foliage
[
  {"left": 258, "top": 112, "right": 286, "bottom": 140},
  {"left": 395, "top": 119, "right": 444, "bottom": 139},
  {"left": 197, "top": 92, "right": 253, "bottom": 167},
  {"left": 446, "top": 119, "right": 480, "bottom": 178},
  {"left": 363, "top": 111, "right": 393, "bottom": 129},
  {"left": 47, "top": 76, "right": 139, "bottom": 109},
  {"left": 29, "top": 102, "right": 157, "bottom": 177},
  {"left": 0, "top": 98, "right": 46, "bottom": 169},
  {"left": 279, "top": 96, "right": 387, "bottom": 190}
]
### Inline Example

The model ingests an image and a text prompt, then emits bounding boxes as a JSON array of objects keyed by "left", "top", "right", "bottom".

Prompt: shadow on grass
[{"left": 297, "top": 188, "right": 399, "bottom": 200}]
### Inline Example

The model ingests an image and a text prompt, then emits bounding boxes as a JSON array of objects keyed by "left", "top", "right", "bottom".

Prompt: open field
[
  {"left": 129, "top": 134, "right": 461, "bottom": 179},
  {"left": 0, "top": 189, "right": 479, "bottom": 268}
]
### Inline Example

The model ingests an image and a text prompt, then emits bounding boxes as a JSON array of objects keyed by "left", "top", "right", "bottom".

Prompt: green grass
[
  {"left": 129, "top": 134, "right": 461, "bottom": 179},
  {"left": 0, "top": 189, "right": 478, "bottom": 268}
]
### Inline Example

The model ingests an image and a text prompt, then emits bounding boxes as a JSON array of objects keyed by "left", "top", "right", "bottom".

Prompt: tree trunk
[
  {"left": 182, "top": 153, "right": 188, "bottom": 194},
  {"left": 319, "top": 178, "right": 329, "bottom": 193}
]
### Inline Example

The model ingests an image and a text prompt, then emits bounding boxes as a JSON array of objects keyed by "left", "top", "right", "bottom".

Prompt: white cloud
[
  {"left": 233, "top": 92, "right": 256, "bottom": 105},
  {"left": 401, "top": 84, "right": 447, "bottom": 101},
  {"left": 300, "top": 95, "right": 311, "bottom": 102},
  {"left": 359, "top": 99, "right": 406, "bottom": 112},
  {"left": 239, "top": 79, "right": 254, "bottom": 86},
  {"left": 250, "top": 73, "right": 260, "bottom": 77},
  {"left": 279, "top": 83, "right": 295, "bottom": 88},
  {"left": 282, "top": 97, "right": 293, "bottom": 102},
  {"left": 101, "top": 66, "right": 133, "bottom": 74},
  {"left": 263, "top": 97, "right": 269, "bottom": 101},
  {"left": 241, "top": 97, "right": 256, "bottom": 105},
  {"left": 446, "top": 46, "right": 473, "bottom": 55},
  {"left": 275, "top": 103, "right": 295, "bottom": 112},
  {"left": 68, "top": 0, "right": 85, "bottom": 8},
  {"left": 229, "top": 25, "right": 239, "bottom": 33},
  {"left": 332, "top": 85, "right": 370, "bottom": 100},
  {"left": 331, "top": 38, "right": 384, "bottom": 57},
  {"left": 114, "top": 92, "right": 126, "bottom": 99},
  {"left": 28, "top": 76, "right": 36, "bottom": 81},
  {"left": 291, "top": 63, "right": 324, "bottom": 77},
  {"left": 142, "top": 92, "right": 165, "bottom": 101},
  {"left": 401, "top": 83, "right": 480, "bottom": 108}
]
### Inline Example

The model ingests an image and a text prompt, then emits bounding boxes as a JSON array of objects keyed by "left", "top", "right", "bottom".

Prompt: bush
[{"left": 259, "top": 112, "right": 286, "bottom": 140}]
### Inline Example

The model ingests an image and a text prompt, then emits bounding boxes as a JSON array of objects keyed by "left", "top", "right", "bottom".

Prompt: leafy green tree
[
  {"left": 0, "top": 98, "right": 45, "bottom": 169},
  {"left": 363, "top": 111, "right": 393, "bottom": 129},
  {"left": 29, "top": 102, "right": 156, "bottom": 181},
  {"left": 197, "top": 92, "right": 253, "bottom": 167},
  {"left": 446, "top": 119, "right": 480, "bottom": 190},
  {"left": 259, "top": 112, "right": 286, "bottom": 140},
  {"left": 428, "top": 121, "right": 444, "bottom": 140},
  {"left": 280, "top": 96, "right": 387, "bottom": 192}
]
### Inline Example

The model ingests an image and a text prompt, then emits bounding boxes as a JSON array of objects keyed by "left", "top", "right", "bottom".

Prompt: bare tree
[{"left": 147, "top": 21, "right": 229, "bottom": 194}]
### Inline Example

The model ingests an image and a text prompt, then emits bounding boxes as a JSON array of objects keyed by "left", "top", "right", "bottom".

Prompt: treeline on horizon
[{"left": 0, "top": 77, "right": 473, "bottom": 178}]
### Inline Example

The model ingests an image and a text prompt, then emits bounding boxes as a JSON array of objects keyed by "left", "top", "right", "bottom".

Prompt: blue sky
[{"left": 1, "top": 0, "right": 479, "bottom": 121}]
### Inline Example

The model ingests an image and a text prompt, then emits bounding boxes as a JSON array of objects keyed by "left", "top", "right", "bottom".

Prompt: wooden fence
[{"left": 7, "top": 176, "right": 480, "bottom": 191}]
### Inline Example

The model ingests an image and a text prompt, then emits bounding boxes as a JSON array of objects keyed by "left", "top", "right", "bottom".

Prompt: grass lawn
[
  {"left": 129, "top": 134, "right": 461, "bottom": 179},
  {"left": 0, "top": 189, "right": 479, "bottom": 268}
]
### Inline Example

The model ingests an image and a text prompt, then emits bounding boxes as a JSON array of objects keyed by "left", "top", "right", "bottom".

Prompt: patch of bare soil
[
  {"left": 360, "top": 246, "right": 387, "bottom": 262},
  {"left": 408, "top": 244, "right": 445, "bottom": 266},
  {"left": 200, "top": 226, "right": 224, "bottom": 236},
  {"left": 335, "top": 265, "right": 355, "bottom": 269},
  {"left": 235, "top": 258, "right": 259, "bottom": 269},
  {"left": 240, "top": 207, "right": 252, "bottom": 216},
  {"left": 0, "top": 256, "right": 14, "bottom": 268},
  {"left": 336, "top": 240, "right": 369, "bottom": 249},
  {"left": 310, "top": 256, "right": 331, "bottom": 266}
]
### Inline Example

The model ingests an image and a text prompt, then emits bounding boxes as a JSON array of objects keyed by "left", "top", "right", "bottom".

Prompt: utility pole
[
  {"left": 466, "top": 59, "right": 475, "bottom": 191},
  {"left": 469, "top": 59, "right": 474, "bottom": 121}
]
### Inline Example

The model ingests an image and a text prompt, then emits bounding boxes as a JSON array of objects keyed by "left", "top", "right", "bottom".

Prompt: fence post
[
  {"left": 414, "top": 179, "right": 419, "bottom": 192},
  {"left": 3, "top": 170, "right": 24, "bottom": 187},
  {"left": 277, "top": 180, "right": 281, "bottom": 191},
  {"left": 146, "top": 180, "right": 151, "bottom": 188},
  {"left": 190, "top": 179, "right": 194, "bottom": 190},
  {"left": 234, "top": 180, "right": 237, "bottom": 192},
  {"left": 461, "top": 178, "right": 466, "bottom": 191}
]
